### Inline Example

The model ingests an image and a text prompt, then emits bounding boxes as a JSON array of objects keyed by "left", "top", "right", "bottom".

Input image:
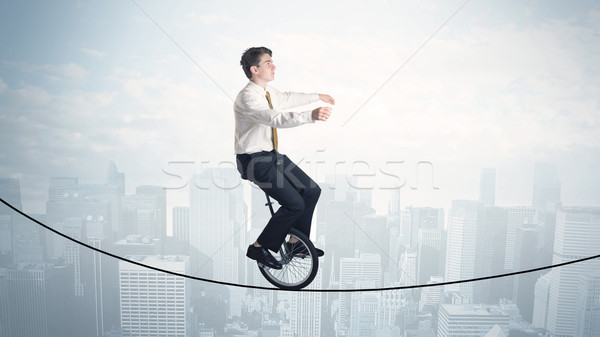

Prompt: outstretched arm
[{"left": 318, "top": 94, "right": 335, "bottom": 105}]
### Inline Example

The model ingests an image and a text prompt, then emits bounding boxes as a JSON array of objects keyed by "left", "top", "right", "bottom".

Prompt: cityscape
[{"left": 1, "top": 161, "right": 599, "bottom": 337}]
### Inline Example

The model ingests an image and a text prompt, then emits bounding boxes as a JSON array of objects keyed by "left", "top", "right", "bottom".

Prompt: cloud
[
  {"left": 80, "top": 48, "right": 107, "bottom": 58},
  {"left": 3, "top": 60, "right": 89, "bottom": 83},
  {"left": 0, "top": 77, "right": 7, "bottom": 93}
]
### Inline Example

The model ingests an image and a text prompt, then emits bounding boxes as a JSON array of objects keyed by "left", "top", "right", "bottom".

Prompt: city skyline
[
  {"left": 1, "top": 1, "right": 599, "bottom": 336},
  {"left": 1, "top": 159, "right": 599, "bottom": 336}
]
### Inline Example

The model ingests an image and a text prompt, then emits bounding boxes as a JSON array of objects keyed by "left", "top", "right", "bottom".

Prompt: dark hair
[{"left": 240, "top": 47, "right": 272, "bottom": 80}]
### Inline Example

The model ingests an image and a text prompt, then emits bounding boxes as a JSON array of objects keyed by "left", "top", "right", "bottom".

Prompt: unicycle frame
[{"left": 258, "top": 193, "right": 319, "bottom": 290}]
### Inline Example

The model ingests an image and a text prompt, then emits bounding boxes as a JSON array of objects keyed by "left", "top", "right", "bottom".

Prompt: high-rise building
[
  {"left": 349, "top": 280, "right": 378, "bottom": 337},
  {"left": 575, "top": 273, "right": 600, "bottom": 337},
  {"left": 355, "top": 215, "right": 387, "bottom": 256},
  {"left": 504, "top": 207, "right": 536, "bottom": 271},
  {"left": 0, "top": 215, "right": 11, "bottom": 266},
  {"left": 399, "top": 248, "right": 417, "bottom": 287},
  {"left": 80, "top": 236, "right": 120, "bottom": 337},
  {"left": 11, "top": 213, "right": 46, "bottom": 264},
  {"left": 136, "top": 186, "right": 167, "bottom": 241},
  {"left": 0, "top": 178, "right": 22, "bottom": 214},
  {"left": 532, "top": 163, "right": 561, "bottom": 212},
  {"left": 479, "top": 168, "right": 496, "bottom": 207},
  {"left": 438, "top": 304, "right": 510, "bottom": 337},
  {"left": 0, "top": 178, "right": 22, "bottom": 266},
  {"left": 119, "top": 255, "right": 190, "bottom": 337},
  {"left": 1, "top": 262, "right": 77, "bottom": 337},
  {"left": 417, "top": 229, "right": 443, "bottom": 284},
  {"left": 474, "top": 206, "right": 508, "bottom": 303},
  {"left": 338, "top": 253, "right": 381, "bottom": 330},
  {"left": 106, "top": 161, "right": 125, "bottom": 197},
  {"left": 445, "top": 200, "right": 481, "bottom": 300},
  {"left": 48, "top": 177, "right": 78, "bottom": 202},
  {"left": 512, "top": 224, "right": 540, "bottom": 323},
  {"left": 173, "top": 206, "right": 190, "bottom": 242},
  {"left": 532, "top": 271, "right": 552, "bottom": 329},
  {"left": 63, "top": 217, "right": 85, "bottom": 296},
  {"left": 121, "top": 194, "right": 158, "bottom": 238},
  {"left": 403, "top": 206, "right": 444, "bottom": 249},
  {"left": 290, "top": 267, "right": 322, "bottom": 337},
  {"left": 546, "top": 207, "right": 600, "bottom": 337},
  {"left": 419, "top": 276, "right": 444, "bottom": 312},
  {"left": 189, "top": 168, "right": 245, "bottom": 283}
]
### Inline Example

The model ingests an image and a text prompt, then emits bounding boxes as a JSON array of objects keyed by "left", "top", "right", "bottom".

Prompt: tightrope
[{"left": 1, "top": 197, "right": 598, "bottom": 292}]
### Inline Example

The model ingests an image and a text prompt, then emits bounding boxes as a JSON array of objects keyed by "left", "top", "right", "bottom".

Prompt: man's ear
[{"left": 251, "top": 65, "right": 258, "bottom": 75}]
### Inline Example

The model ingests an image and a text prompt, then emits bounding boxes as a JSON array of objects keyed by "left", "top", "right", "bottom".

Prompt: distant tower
[
  {"left": 546, "top": 207, "right": 600, "bottom": 337},
  {"left": 189, "top": 168, "right": 246, "bottom": 285},
  {"left": 479, "top": 168, "right": 496, "bottom": 207},
  {"left": 532, "top": 163, "right": 561, "bottom": 212},
  {"left": 445, "top": 200, "right": 481, "bottom": 300},
  {"left": 106, "top": 161, "right": 125, "bottom": 196},
  {"left": 0, "top": 178, "right": 22, "bottom": 213},
  {"left": 172, "top": 206, "right": 190, "bottom": 242},
  {"left": 512, "top": 223, "right": 539, "bottom": 322},
  {"left": 532, "top": 271, "right": 552, "bottom": 329},
  {"left": 136, "top": 186, "right": 167, "bottom": 242}
]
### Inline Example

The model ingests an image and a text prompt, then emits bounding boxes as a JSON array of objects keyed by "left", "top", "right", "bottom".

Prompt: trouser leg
[{"left": 238, "top": 151, "right": 321, "bottom": 252}]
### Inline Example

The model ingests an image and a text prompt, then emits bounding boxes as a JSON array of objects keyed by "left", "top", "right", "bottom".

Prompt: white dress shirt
[{"left": 234, "top": 80, "right": 319, "bottom": 154}]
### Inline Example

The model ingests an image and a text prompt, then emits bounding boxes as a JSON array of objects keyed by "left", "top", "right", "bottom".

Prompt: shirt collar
[{"left": 248, "top": 80, "right": 268, "bottom": 95}]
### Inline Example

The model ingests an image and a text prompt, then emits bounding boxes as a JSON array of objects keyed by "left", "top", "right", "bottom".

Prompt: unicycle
[{"left": 257, "top": 194, "right": 319, "bottom": 290}]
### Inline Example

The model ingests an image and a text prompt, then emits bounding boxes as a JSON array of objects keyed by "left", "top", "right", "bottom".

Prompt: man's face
[{"left": 252, "top": 53, "right": 276, "bottom": 82}]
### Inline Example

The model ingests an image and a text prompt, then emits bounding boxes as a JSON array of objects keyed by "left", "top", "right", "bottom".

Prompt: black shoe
[
  {"left": 285, "top": 241, "right": 324, "bottom": 258},
  {"left": 247, "top": 245, "right": 282, "bottom": 269}
]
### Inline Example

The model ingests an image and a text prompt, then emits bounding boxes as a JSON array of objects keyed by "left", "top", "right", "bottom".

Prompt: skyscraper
[
  {"left": 290, "top": 267, "right": 322, "bottom": 337},
  {"left": 121, "top": 194, "right": 158, "bottom": 238},
  {"left": 479, "top": 168, "right": 496, "bottom": 207},
  {"left": 1, "top": 262, "right": 77, "bottom": 337},
  {"left": 474, "top": 206, "right": 508, "bottom": 303},
  {"left": 136, "top": 185, "right": 167, "bottom": 241},
  {"left": 0, "top": 178, "right": 22, "bottom": 214},
  {"left": 504, "top": 207, "right": 536, "bottom": 271},
  {"left": 532, "top": 271, "right": 552, "bottom": 329},
  {"left": 173, "top": 206, "right": 190, "bottom": 243},
  {"left": 119, "top": 255, "right": 190, "bottom": 337},
  {"left": 189, "top": 168, "right": 245, "bottom": 283},
  {"left": 546, "top": 207, "right": 600, "bottom": 337},
  {"left": 512, "top": 223, "right": 540, "bottom": 323},
  {"left": 532, "top": 163, "right": 561, "bottom": 212},
  {"left": 419, "top": 277, "right": 444, "bottom": 312},
  {"left": 445, "top": 200, "right": 481, "bottom": 300},
  {"left": 575, "top": 273, "right": 600, "bottom": 337},
  {"left": 417, "top": 229, "right": 443, "bottom": 284}
]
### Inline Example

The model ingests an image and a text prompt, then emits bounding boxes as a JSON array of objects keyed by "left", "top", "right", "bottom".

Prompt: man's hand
[
  {"left": 312, "top": 107, "right": 332, "bottom": 121},
  {"left": 318, "top": 94, "right": 335, "bottom": 105}
]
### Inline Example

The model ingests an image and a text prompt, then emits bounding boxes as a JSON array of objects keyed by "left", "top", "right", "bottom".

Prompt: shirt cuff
[
  {"left": 304, "top": 110, "right": 315, "bottom": 123},
  {"left": 311, "top": 93, "right": 320, "bottom": 103}
]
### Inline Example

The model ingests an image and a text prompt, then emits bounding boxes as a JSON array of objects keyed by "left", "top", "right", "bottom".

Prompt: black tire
[{"left": 258, "top": 228, "right": 319, "bottom": 290}]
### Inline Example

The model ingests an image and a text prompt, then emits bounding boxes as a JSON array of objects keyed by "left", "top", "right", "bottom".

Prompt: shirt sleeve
[
  {"left": 239, "top": 93, "right": 315, "bottom": 128},
  {"left": 271, "top": 87, "right": 320, "bottom": 110}
]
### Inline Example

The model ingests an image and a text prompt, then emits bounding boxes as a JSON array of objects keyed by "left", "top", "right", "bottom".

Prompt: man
[{"left": 234, "top": 47, "right": 334, "bottom": 269}]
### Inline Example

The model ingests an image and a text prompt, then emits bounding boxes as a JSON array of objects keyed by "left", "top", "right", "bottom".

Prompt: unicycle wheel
[{"left": 258, "top": 228, "right": 319, "bottom": 290}]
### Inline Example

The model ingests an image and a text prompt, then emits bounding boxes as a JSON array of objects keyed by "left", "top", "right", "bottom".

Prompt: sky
[{"left": 1, "top": 0, "right": 599, "bottom": 221}]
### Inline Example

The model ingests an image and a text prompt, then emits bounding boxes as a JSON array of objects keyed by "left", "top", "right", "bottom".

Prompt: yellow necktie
[{"left": 265, "top": 91, "right": 278, "bottom": 152}]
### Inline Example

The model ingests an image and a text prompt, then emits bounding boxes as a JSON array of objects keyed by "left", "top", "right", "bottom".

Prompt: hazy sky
[{"left": 1, "top": 0, "right": 599, "bottom": 217}]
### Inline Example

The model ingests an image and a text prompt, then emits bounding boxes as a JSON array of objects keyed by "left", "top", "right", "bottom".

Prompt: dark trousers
[{"left": 236, "top": 150, "right": 321, "bottom": 252}]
